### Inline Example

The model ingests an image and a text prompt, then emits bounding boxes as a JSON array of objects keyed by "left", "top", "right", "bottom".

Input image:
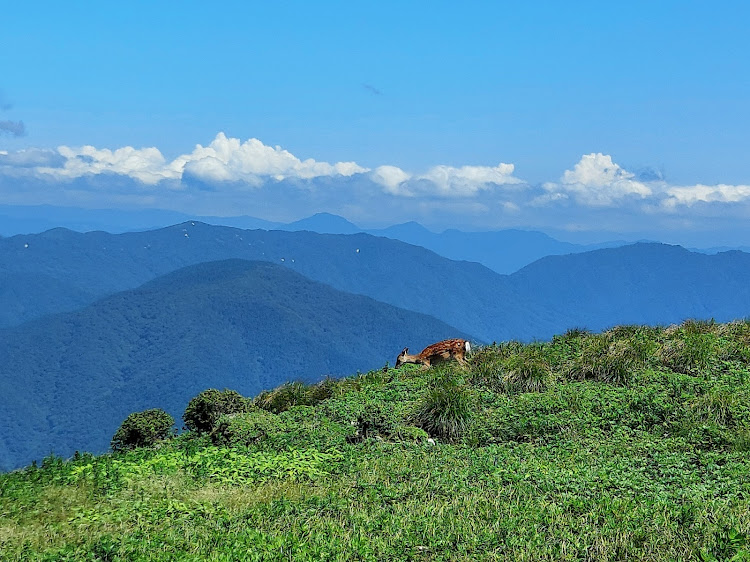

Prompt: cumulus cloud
[
  {"left": 8, "top": 132, "right": 523, "bottom": 201},
  {"left": 543, "top": 153, "right": 652, "bottom": 206},
  {"left": 0, "top": 120, "right": 25, "bottom": 137},
  {"left": 663, "top": 183, "right": 750, "bottom": 208},
  {"left": 37, "top": 145, "right": 177, "bottom": 185},
  {"left": 370, "top": 165, "right": 411, "bottom": 194},
  {"left": 29, "top": 133, "right": 368, "bottom": 188},
  {"left": 370, "top": 162, "right": 522, "bottom": 197},
  {"left": 5, "top": 133, "right": 750, "bottom": 242},
  {"left": 178, "top": 133, "right": 368, "bottom": 185}
]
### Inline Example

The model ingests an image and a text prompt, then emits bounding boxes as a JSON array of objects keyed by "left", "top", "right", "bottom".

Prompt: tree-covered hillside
[
  {"left": 0, "top": 259, "right": 469, "bottom": 471},
  {"left": 1, "top": 320, "right": 749, "bottom": 560}
]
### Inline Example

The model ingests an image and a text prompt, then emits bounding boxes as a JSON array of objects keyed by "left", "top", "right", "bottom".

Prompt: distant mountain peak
[{"left": 283, "top": 213, "right": 361, "bottom": 234}]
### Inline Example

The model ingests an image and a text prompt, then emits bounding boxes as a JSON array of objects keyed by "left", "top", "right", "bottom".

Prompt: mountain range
[
  {"left": 4, "top": 222, "right": 750, "bottom": 342},
  {"left": 0, "top": 205, "right": 621, "bottom": 274}
]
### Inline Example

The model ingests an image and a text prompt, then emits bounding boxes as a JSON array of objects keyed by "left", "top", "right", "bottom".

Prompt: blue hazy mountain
[
  {"left": 281, "top": 212, "right": 361, "bottom": 234},
  {"left": 513, "top": 243, "right": 750, "bottom": 331},
  {"left": 0, "top": 259, "right": 470, "bottom": 471},
  {"left": 0, "top": 205, "right": 610, "bottom": 273},
  {"left": 6, "top": 205, "right": 750, "bottom": 274},
  {"left": 368, "top": 224, "right": 600, "bottom": 274}
]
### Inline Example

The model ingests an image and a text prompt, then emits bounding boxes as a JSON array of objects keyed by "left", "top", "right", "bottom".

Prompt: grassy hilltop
[{"left": 2, "top": 320, "right": 750, "bottom": 561}]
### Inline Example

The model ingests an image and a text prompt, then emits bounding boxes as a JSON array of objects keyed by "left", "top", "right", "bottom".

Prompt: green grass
[{"left": 2, "top": 320, "right": 750, "bottom": 560}]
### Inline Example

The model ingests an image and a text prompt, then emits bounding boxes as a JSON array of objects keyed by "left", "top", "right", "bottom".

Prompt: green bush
[
  {"left": 212, "top": 409, "right": 282, "bottom": 447},
  {"left": 413, "top": 377, "right": 474, "bottom": 442},
  {"left": 111, "top": 408, "right": 174, "bottom": 452},
  {"left": 468, "top": 341, "right": 524, "bottom": 389},
  {"left": 183, "top": 389, "right": 252, "bottom": 434}
]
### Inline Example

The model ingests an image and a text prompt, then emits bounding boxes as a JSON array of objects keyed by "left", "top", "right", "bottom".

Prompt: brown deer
[{"left": 395, "top": 338, "right": 471, "bottom": 369}]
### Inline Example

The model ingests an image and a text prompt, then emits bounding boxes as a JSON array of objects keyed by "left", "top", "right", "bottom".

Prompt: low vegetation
[
  {"left": 2, "top": 320, "right": 750, "bottom": 560},
  {"left": 110, "top": 408, "right": 175, "bottom": 452}
]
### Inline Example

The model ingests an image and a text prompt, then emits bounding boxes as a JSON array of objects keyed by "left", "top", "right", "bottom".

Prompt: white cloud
[
  {"left": 31, "top": 133, "right": 368, "bottom": 187},
  {"left": 370, "top": 165, "right": 412, "bottom": 194},
  {"left": 178, "top": 133, "right": 368, "bottom": 184},
  {"left": 420, "top": 163, "right": 522, "bottom": 195},
  {"left": 663, "top": 183, "right": 750, "bottom": 208},
  {"left": 38, "top": 145, "right": 177, "bottom": 185},
  {"left": 371, "top": 162, "right": 523, "bottom": 197},
  {"left": 7, "top": 134, "right": 750, "bottom": 242},
  {"left": 543, "top": 153, "right": 652, "bottom": 206}
]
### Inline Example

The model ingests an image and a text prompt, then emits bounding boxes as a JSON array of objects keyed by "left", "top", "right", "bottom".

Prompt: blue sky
[{"left": 1, "top": 1, "right": 749, "bottom": 244}]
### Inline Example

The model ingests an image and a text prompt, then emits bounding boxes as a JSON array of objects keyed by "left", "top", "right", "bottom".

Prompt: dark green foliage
[
  {"left": 110, "top": 408, "right": 174, "bottom": 452},
  {"left": 183, "top": 389, "right": 252, "bottom": 434},
  {"left": 413, "top": 375, "right": 474, "bottom": 442}
]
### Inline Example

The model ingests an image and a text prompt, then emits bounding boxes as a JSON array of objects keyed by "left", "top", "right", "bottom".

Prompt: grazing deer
[{"left": 396, "top": 338, "right": 471, "bottom": 369}]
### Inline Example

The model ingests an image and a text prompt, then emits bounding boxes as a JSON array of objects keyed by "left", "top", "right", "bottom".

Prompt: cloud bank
[{"left": 1, "top": 133, "right": 749, "bottom": 240}]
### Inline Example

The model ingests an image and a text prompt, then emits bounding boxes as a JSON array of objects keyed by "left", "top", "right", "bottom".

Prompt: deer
[{"left": 395, "top": 338, "right": 471, "bottom": 369}]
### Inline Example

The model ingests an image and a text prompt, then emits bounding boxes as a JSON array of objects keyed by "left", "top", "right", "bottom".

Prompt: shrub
[
  {"left": 183, "top": 389, "right": 252, "bottom": 434},
  {"left": 691, "top": 388, "right": 738, "bottom": 427},
  {"left": 111, "top": 408, "right": 174, "bottom": 452},
  {"left": 733, "top": 428, "right": 750, "bottom": 452},
  {"left": 413, "top": 377, "right": 474, "bottom": 442},
  {"left": 212, "top": 409, "right": 282, "bottom": 447}
]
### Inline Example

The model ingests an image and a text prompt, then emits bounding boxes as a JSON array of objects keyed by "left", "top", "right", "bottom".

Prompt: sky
[{"left": 1, "top": 1, "right": 749, "bottom": 245}]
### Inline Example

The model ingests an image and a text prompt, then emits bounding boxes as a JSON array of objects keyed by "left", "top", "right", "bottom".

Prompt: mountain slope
[
  {"left": 512, "top": 243, "right": 750, "bottom": 336},
  {"left": 369, "top": 224, "right": 588, "bottom": 274},
  {"left": 282, "top": 212, "right": 361, "bottom": 234},
  {"left": 0, "top": 259, "right": 470, "bottom": 471}
]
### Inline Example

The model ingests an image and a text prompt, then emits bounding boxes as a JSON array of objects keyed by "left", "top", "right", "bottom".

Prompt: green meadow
[{"left": 2, "top": 320, "right": 749, "bottom": 561}]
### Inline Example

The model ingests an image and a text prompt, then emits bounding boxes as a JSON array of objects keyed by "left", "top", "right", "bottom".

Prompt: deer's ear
[{"left": 400, "top": 347, "right": 409, "bottom": 355}]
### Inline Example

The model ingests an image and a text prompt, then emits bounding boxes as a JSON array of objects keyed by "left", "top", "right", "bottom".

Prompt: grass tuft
[
  {"left": 501, "top": 344, "right": 554, "bottom": 393},
  {"left": 412, "top": 375, "right": 474, "bottom": 442}
]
